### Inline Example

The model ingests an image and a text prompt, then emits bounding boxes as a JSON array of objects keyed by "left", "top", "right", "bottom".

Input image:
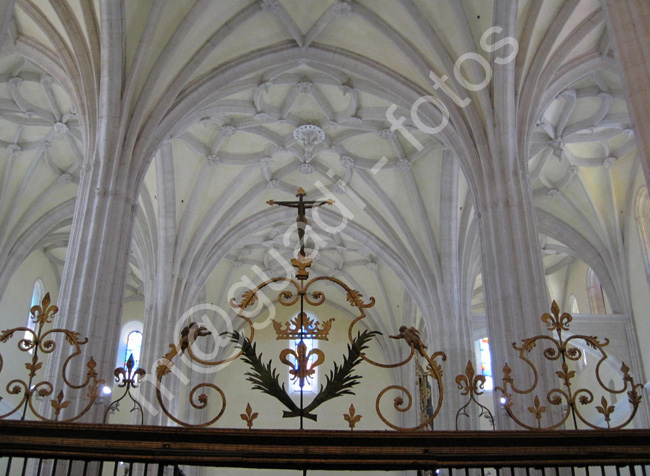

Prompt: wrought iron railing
[
  {"left": 0, "top": 189, "right": 648, "bottom": 474},
  {"left": 0, "top": 295, "right": 648, "bottom": 474},
  {"left": 0, "top": 292, "right": 645, "bottom": 432},
  {"left": 0, "top": 420, "right": 649, "bottom": 473},
  {"left": 0, "top": 189, "right": 644, "bottom": 432},
  {"left": 495, "top": 301, "right": 643, "bottom": 430},
  {"left": 0, "top": 293, "right": 103, "bottom": 422},
  {"left": 455, "top": 301, "right": 645, "bottom": 431}
]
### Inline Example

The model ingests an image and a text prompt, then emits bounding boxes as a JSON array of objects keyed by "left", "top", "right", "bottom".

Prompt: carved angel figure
[
  {"left": 179, "top": 321, "right": 212, "bottom": 354},
  {"left": 390, "top": 326, "right": 428, "bottom": 357}
]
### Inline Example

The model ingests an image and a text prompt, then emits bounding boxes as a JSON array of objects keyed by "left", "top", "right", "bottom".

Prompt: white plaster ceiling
[{"left": 0, "top": 0, "right": 639, "bottom": 343}]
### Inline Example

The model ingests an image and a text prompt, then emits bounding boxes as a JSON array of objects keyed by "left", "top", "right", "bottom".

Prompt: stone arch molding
[
  {"left": 128, "top": 52, "right": 479, "bottom": 344},
  {"left": 536, "top": 209, "right": 623, "bottom": 313},
  {"left": 136, "top": 44, "right": 468, "bottom": 192}
]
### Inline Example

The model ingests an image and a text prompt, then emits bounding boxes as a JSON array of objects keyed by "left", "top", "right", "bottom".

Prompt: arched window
[
  {"left": 568, "top": 294, "right": 579, "bottom": 315},
  {"left": 635, "top": 187, "right": 650, "bottom": 280},
  {"left": 586, "top": 268, "right": 606, "bottom": 314},
  {"left": 116, "top": 321, "right": 143, "bottom": 370},
  {"left": 124, "top": 330, "right": 143, "bottom": 369},
  {"left": 476, "top": 337, "right": 493, "bottom": 391},
  {"left": 25, "top": 279, "right": 45, "bottom": 353}
]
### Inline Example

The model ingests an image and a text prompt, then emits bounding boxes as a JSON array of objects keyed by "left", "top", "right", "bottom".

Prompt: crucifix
[
  {"left": 267, "top": 187, "right": 334, "bottom": 266},
  {"left": 267, "top": 187, "right": 334, "bottom": 436}
]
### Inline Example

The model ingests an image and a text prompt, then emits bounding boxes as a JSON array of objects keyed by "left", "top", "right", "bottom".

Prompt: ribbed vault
[{"left": 0, "top": 0, "right": 647, "bottom": 428}]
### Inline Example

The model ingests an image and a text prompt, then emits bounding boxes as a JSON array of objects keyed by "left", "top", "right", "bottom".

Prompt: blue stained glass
[
  {"left": 479, "top": 337, "right": 493, "bottom": 391},
  {"left": 290, "top": 325, "right": 318, "bottom": 393},
  {"left": 125, "top": 331, "right": 143, "bottom": 369}
]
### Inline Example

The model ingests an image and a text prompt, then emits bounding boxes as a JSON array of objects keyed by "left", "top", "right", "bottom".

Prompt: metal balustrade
[
  {"left": 1, "top": 421, "right": 649, "bottom": 474},
  {"left": 1, "top": 460, "right": 649, "bottom": 476},
  {"left": 2, "top": 290, "right": 650, "bottom": 475}
]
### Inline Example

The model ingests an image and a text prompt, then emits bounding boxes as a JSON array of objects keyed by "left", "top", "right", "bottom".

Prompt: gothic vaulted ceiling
[{"left": 0, "top": 0, "right": 640, "bottom": 354}]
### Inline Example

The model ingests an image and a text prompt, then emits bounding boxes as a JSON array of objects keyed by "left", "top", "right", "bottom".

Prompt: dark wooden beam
[{"left": 1, "top": 421, "right": 649, "bottom": 471}]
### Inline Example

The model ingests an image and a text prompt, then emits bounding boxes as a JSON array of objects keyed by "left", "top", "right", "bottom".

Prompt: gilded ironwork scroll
[
  {"left": 227, "top": 253, "right": 447, "bottom": 430},
  {"left": 0, "top": 293, "right": 104, "bottom": 421},
  {"left": 155, "top": 326, "right": 227, "bottom": 428},
  {"left": 103, "top": 354, "right": 146, "bottom": 424},
  {"left": 495, "top": 301, "right": 643, "bottom": 430},
  {"left": 455, "top": 360, "right": 495, "bottom": 430},
  {"left": 353, "top": 317, "right": 446, "bottom": 431},
  {"left": 153, "top": 188, "right": 447, "bottom": 430}
]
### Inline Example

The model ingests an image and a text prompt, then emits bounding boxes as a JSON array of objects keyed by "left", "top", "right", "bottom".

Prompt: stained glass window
[
  {"left": 478, "top": 337, "right": 493, "bottom": 390},
  {"left": 124, "top": 330, "right": 143, "bottom": 369},
  {"left": 289, "top": 324, "right": 318, "bottom": 393}
]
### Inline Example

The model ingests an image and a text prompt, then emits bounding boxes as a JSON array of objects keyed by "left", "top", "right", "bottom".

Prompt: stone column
[
  {"left": 136, "top": 148, "right": 176, "bottom": 426},
  {"left": 48, "top": 0, "right": 131, "bottom": 421},
  {"left": 604, "top": 0, "right": 650, "bottom": 186},
  {"left": 434, "top": 152, "right": 477, "bottom": 431},
  {"left": 475, "top": 0, "right": 550, "bottom": 430},
  {"left": 603, "top": 0, "right": 650, "bottom": 427},
  {"left": 54, "top": 161, "right": 138, "bottom": 419},
  {"left": 474, "top": 160, "right": 550, "bottom": 429},
  {"left": 135, "top": 148, "right": 212, "bottom": 428}
]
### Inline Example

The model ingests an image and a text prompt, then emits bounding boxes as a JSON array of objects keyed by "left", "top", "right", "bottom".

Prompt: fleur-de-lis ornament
[
  {"left": 51, "top": 391, "right": 70, "bottom": 419},
  {"left": 279, "top": 342, "right": 325, "bottom": 388},
  {"left": 240, "top": 403, "right": 259, "bottom": 429},
  {"left": 343, "top": 404, "right": 362, "bottom": 430},
  {"left": 527, "top": 395, "right": 547, "bottom": 425},
  {"left": 596, "top": 396, "right": 615, "bottom": 427}
]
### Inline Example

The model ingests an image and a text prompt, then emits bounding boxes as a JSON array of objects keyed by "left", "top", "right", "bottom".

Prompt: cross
[{"left": 267, "top": 188, "right": 334, "bottom": 261}]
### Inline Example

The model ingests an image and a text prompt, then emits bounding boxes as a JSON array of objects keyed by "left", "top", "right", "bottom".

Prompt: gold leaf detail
[
  {"left": 550, "top": 300, "right": 560, "bottom": 317},
  {"left": 343, "top": 404, "right": 362, "bottom": 430},
  {"left": 272, "top": 313, "right": 334, "bottom": 340},
  {"left": 346, "top": 289, "right": 363, "bottom": 306},
  {"left": 25, "top": 361, "right": 43, "bottom": 377},
  {"left": 527, "top": 395, "right": 547, "bottom": 421},
  {"left": 240, "top": 290, "right": 257, "bottom": 308},
  {"left": 240, "top": 403, "right": 259, "bottom": 429},
  {"left": 51, "top": 390, "right": 70, "bottom": 416},
  {"left": 596, "top": 396, "right": 615, "bottom": 422}
]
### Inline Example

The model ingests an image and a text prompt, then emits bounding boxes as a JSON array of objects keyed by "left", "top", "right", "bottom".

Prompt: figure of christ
[{"left": 267, "top": 188, "right": 334, "bottom": 259}]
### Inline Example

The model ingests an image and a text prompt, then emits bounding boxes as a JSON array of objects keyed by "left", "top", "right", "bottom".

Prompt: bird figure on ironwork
[
  {"left": 390, "top": 326, "right": 428, "bottom": 357},
  {"left": 179, "top": 321, "right": 212, "bottom": 354}
]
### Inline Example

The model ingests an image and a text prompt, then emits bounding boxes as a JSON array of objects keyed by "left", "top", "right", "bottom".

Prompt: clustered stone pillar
[
  {"left": 604, "top": 0, "right": 650, "bottom": 188},
  {"left": 604, "top": 0, "right": 650, "bottom": 426},
  {"left": 53, "top": 163, "right": 138, "bottom": 419},
  {"left": 475, "top": 0, "right": 551, "bottom": 429},
  {"left": 474, "top": 163, "right": 550, "bottom": 429},
  {"left": 47, "top": 0, "right": 134, "bottom": 421},
  {"left": 435, "top": 153, "right": 477, "bottom": 431}
]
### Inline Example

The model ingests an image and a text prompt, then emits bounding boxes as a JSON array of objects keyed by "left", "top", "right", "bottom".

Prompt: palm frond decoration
[
  {"left": 302, "top": 330, "right": 380, "bottom": 418},
  {"left": 229, "top": 331, "right": 300, "bottom": 417},
  {"left": 230, "top": 329, "right": 380, "bottom": 422}
]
